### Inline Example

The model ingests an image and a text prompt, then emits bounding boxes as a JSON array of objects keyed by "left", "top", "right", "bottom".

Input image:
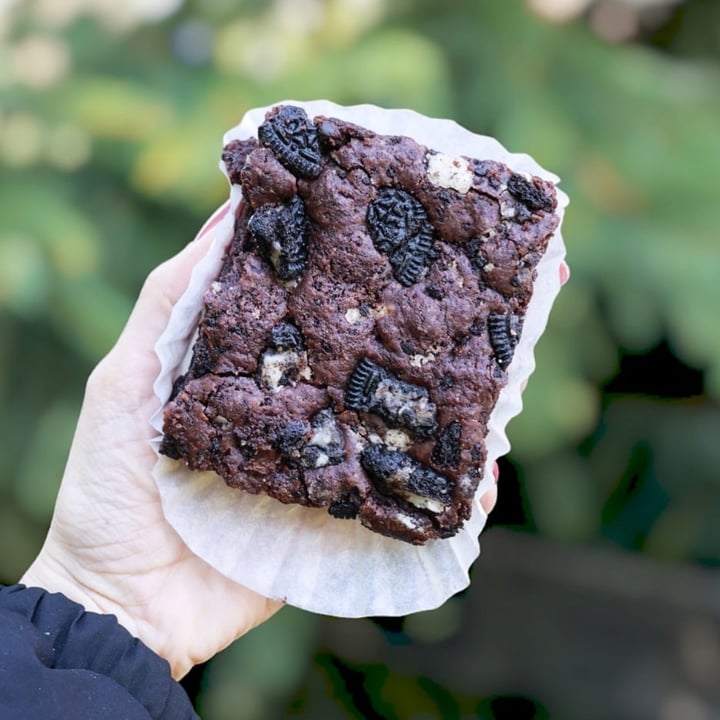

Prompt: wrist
[
  {"left": 21, "top": 544, "right": 198, "bottom": 679},
  {"left": 22, "top": 551, "right": 103, "bottom": 615},
  {"left": 21, "top": 547, "right": 147, "bottom": 654}
]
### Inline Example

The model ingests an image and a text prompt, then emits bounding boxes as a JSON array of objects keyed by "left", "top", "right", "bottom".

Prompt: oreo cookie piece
[
  {"left": 345, "top": 358, "right": 437, "bottom": 438},
  {"left": 257, "top": 321, "right": 310, "bottom": 392},
  {"left": 366, "top": 188, "right": 435, "bottom": 286},
  {"left": 488, "top": 312, "right": 523, "bottom": 370},
  {"left": 507, "top": 173, "right": 554, "bottom": 213},
  {"left": 258, "top": 105, "right": 322, "bottom": 179},
  {"left": 431, "top": 421, "right": 462, "bottom": 469},
  {"left": 275, "top": 408, "right": 345, "bottom": 470},
  {"left": 360, "top": 443, "right": 453, "bottom": 514},
  {"left": 161, "top": 104, "right": 561, "bottom": 544},
  {"left": 248, "top": 195, "right": 309, "bottom": 281}
]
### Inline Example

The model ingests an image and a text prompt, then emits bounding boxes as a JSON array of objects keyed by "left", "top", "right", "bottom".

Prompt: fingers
[
  {"left": 480, "top": 486, "right": 497, "bottom": 514},
  {"left": 479, "top": 462, "right": 499, "bottom": 514},
  {"left": 480, "top": 260, "right": 568, "bottom": 516},
  {"left": 560, "top": 260, "right": 570, "bottom": 285}
]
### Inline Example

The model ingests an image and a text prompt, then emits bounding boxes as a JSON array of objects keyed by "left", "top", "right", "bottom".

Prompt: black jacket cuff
[{"left": 0, "top": 584, "right": 198, "bottom": 720}]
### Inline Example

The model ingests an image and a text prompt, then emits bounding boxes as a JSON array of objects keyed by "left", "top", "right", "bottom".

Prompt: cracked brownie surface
[{"left": 160, "top": 105, "right": 560, "bottom": 544}]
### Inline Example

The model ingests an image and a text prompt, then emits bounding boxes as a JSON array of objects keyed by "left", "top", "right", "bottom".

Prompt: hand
[
  {"left": 22, "top": 203, "right": 282, "bottom": 679},
  {"left": 21, "top": 189, "right": 568, "bottom": 677}
]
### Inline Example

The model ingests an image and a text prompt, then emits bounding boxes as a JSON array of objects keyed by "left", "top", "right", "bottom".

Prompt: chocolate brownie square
[{"left": 160, "top": 104, "right": 560, "bottom": 544}]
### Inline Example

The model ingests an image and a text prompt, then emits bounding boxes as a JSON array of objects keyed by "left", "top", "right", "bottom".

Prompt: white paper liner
[{"left": 151, "top": 100, "right": 568, "bottom": 618}]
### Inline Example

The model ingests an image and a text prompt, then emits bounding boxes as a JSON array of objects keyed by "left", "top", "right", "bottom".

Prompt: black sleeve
[{"left": 0, "top": 584, "right": 199, "bottom": 720}]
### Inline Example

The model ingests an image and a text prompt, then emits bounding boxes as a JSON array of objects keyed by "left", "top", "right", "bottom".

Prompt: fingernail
[{"left": 559, "top": 262, "right": 570, "bottom": 285}]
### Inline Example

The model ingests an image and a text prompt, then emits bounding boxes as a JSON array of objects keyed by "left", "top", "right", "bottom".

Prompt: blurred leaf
[
  {"left": 315, "top": 654, "right": 477, "bottom": 720},
  {"left": 14, "top": 399, "right": 80, "bottom": 521},
  {"left": 271, "top": 28, "right": 454, "bottom": 115},
  {"left": 525, "top": 454, "right": 602, "bottom": 543},
  {"left": 0, "top": 176, "right": 100, "bottom": 279},
  {"left": 58, "top": 75, "right": 175, "bottom": 142},
  {"left": 0, "top": 500, "right": 44, "bottom": 582},
  {"left": 131, "top": 113, "right": 228, "bottom": 209},
  {"left": 200, "top": 606, "right": 318, "bottom": 720},
  {"left": 510, "top": 337, "right": 598, "bottom": 459},
  {"left": 590, "top": 396, "right": 720, "bottom": 557},
  {"left": 645, "top": 490, "right": 720, "bottom": 564},
  {"left": 0, "top": 233, "right": 50, "bottom": 315},
  {"left": 50, "top": 276, "right": 133, "bottom": 361},
  {"left": 404, "top": 598, "right": 463, "bottom": 644}
]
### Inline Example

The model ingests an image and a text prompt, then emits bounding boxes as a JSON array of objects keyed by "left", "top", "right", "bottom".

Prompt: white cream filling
[
  {"left": 384, "top": 429, "right": 411, "bottom": 450},
  {"left": 403, "top": 493, "right": 446, "bottom": 514},
  {"left": 383, "top": 463, "right": 448, "bottom": 514},
  {"left": 499, "top": 198, "right": 517, "bottom": 220},
  {"left": 260, "top": 350, "right": 297, "bottom": 392},
  {"left": 260, "top": 349, "right": 310, "bottom": 392},
  {"left": 426, "top": 152, "right": 474, "bottom": 194},
  {"left": 409, "top": 345, "right": 440, "bottom": 367},
  {"left": 313, "top": 453, "right": 330, "bottom": 468},
  {"left": 344, "top": 308, "right": 362, "bottom": 325},
  {"left": 344, "top": 304, "right": 389, "bottom": 325},
  {"left": 308, "top": 423, "right": 339, "bottom": 449},
  {"left": 394, "top": 513, "right": 421, "bottom": 530},
  {"left": 306, "top": 412, "right": 344, "bottom": 468},
  {"left": 375, "top": 379, "right": 436, "bottom": 425}
]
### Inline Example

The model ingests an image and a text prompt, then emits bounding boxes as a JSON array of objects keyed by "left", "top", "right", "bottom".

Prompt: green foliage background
[{"left": 1, "top": 0, "right": 719, "bottom": 717}]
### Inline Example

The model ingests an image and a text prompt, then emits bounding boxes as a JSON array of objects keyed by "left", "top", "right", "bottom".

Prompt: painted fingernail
[
  {"left": 480, "top": 486, "right": 497, "bottom": 514},
  {"left": 559, "top": 262, "right": 570, "bottom": 285}
]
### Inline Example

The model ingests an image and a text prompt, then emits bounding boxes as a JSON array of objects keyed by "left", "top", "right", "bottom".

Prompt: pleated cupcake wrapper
[{"left": 151, "top": 100, "right": 568, "bottom": 618}]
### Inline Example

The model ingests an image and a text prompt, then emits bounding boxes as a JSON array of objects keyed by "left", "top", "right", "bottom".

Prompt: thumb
[{"left": 113, "top": 202, "right": 230, "bottom": 363}]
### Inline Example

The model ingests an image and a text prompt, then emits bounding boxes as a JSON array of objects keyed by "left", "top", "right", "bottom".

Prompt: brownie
[{"left": 160, "top": 104, "right": 560, "bottom": 544}]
